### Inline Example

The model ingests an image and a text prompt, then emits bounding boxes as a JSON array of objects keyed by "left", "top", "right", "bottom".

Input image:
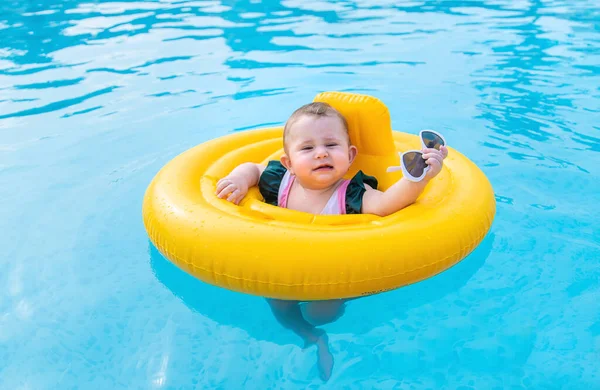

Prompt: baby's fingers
[
  {"left": 426, "top": 157, "right": 441, "bottom": 168},
  {"left": 229, "top": 189, "right": 247, "bottom": 205},
  {"left": 227, "top": 189, "right": 241, "bottom": 203},
  {"left": 422, "top": 146, "right": 448, "bottom": 159},
  {"left": 234, "top": 192, "right": 247, "bottom": 205},
  {"left": 216, "top": 178, "right": 231, "bottom": 193},
  {"left": 217, "top": 183, "right": 237, "bottom": 199},
  {"left": 421, "top": 150, "right": 443, "bottom": 161},
  {"left": 440, "top": 145, "right": 449, "bottom": 159}
]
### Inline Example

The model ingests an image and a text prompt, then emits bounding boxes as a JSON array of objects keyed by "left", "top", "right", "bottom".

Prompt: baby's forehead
[
  {"left": 287, "top": 115, "right": 347, "bottom": 139},
  {"left": 294, "top": 113, "right": 344, "bottom": 126}
]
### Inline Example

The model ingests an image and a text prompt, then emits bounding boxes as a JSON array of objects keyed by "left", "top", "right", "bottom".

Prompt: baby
[{"left": 215, "top": 102, "right": 447, "bottom": 380}]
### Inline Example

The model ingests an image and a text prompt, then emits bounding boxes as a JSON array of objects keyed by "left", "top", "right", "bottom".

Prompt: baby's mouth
[{"left": 313, "top": 164, "right": 334, "bottom": 171}]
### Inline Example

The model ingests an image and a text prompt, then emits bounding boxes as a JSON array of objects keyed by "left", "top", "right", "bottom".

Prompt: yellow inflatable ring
[{"left": 143, "top": 92, "right": 495, "bottom": 300}]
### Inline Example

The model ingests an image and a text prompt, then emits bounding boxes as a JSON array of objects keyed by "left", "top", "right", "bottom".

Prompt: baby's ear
[
  {"left": 348, "top": 145, "right": 358, "bottom": 164},
  {"left": 280, "top": 154, "right": 293, "bottom": 173}
]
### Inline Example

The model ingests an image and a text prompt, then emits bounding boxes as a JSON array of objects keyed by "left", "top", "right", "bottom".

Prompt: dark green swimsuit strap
[
  {"left": 345, "top": 171, "right": 378, "bottom": 214},
  {"left": 258, "top": 160, "right": 287, "bottom": 206}
]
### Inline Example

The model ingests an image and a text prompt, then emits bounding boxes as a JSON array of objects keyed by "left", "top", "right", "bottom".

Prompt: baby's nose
[{"left": 314, "top": 146, "right": 328, "bottom": 157}]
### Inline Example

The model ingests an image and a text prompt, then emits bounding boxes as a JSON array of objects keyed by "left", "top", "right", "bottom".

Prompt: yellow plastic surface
[{"left": 143, "top": 92, "right": 496, "bottom": 300}]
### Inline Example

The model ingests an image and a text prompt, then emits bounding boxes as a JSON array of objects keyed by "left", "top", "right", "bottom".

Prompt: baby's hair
[{"left": 283, "top": 102, "right": 350, "bottom": 150}]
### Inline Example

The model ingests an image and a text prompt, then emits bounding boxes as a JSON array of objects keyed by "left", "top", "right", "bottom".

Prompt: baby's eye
[
  {"left": 301, "top": 146, "right": 313, "bottom": 151},
  {"left": 326, "top": 143, "right": 338, "bottom": 147}
]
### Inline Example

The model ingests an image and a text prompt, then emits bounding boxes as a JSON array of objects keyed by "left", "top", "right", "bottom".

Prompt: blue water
[{"left": 1, "top": 0, "right": 599, "bottom": 388}]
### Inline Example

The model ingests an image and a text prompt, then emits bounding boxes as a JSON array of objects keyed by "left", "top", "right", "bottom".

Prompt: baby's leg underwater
[
  {"left": 266, "top": 299, "right": 334, "bottom": 381},
  {"left": 302, "top": 299, "right": 347, "bottom": 326},
  {"left": 267, "top": 299, "right": 325, "bottom": 345}
]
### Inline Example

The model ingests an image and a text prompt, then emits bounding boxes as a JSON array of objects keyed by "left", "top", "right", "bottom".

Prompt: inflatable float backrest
[{"left": 313, "top": 91, "right": 401, "bottom": 190}]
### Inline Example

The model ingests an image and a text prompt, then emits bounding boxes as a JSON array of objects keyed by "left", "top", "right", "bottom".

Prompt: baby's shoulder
[
  {"left": 258, "top": 160, "right": 287, "bottom": 206},
  {"left": 349, "top": 170, "right": 378, "bottom": 190},
  {"left": 345, "top": 171, "right": 378, "bottom": 214}
]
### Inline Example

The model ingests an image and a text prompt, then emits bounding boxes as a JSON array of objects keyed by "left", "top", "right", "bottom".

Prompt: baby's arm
[
  {"left": 362, "top": 146, "right": 447, "bottom": 216},
  {"left": 362, "top": 178, "right": 429, "bottom": 216},
  {"left": 216, "top": 163, "right": 266, "bottom": 204}
]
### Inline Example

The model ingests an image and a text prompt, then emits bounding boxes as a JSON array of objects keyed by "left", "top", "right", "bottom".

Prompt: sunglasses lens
[
  {"left": 422, "top": 131, "right": 445, "bottom": 150},
  {"left": 403, "top": 151, "right": 426, "bottom": 178}
]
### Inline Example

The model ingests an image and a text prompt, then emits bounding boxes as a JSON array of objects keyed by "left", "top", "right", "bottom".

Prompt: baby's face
[{"left": 282, "top": 115, "right": 356, "bottom": 190}]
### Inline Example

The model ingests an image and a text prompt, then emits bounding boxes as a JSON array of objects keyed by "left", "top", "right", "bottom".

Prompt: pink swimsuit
[
  {"left": 258, "top": 160, "right": 377, "bottom": 215},
  {"left": 277, "top": 171, "right": 351, "bottom": 215}
]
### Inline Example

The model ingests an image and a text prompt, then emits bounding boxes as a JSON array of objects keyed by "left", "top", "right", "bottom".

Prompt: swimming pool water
[{"left": 1, "top": 0, "right": 599, "bottom": 388}]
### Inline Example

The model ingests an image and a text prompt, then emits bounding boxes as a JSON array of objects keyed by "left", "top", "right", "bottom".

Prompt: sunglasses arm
[{"left": 386, "top": 151, "right": 404, "bottom": 173}]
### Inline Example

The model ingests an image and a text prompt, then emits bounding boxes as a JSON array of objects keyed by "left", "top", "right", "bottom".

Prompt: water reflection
[
  {"left": 2, "top": 0, "right": 599, "bottom": 386},
  {"left": 149, "top": 233, "right": 494, "bottom": 339},
  {"left": 0, "top": 0, "right": 349, "bottom": 120},
  {"left": 0, "top": 0, "right": 344, "bottom": 69},
  {"left": 2, "top": 0, "right": 597, "bottom": 154},
  {"left": 470, "top": 0, "right": 600, "bottom": 154}
]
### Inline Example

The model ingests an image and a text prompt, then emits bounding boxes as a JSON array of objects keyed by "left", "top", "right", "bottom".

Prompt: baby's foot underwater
[{"left": 315, "top": 332, "right": 334, "bottom": 381}]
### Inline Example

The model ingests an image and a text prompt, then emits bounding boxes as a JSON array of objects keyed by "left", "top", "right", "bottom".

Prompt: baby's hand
[
  {"left": 216, "top": 175, "right": 249, "bottom": 205},
  {"left": 422, "top": 145, "right": 448, "bottom": 181}
]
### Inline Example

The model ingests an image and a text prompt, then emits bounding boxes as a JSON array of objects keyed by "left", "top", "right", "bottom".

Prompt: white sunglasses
[{"left": 386, "top": 130, "right": 447, "bottom": 182}]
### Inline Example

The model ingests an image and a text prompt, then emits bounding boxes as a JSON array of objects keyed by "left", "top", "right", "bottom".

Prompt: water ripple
[
  {"left": 0, "top": 86, "right": 119, "bottom": 119},
  {"left": 13, "top": 77, "right": 84, "bottom": 89}
]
